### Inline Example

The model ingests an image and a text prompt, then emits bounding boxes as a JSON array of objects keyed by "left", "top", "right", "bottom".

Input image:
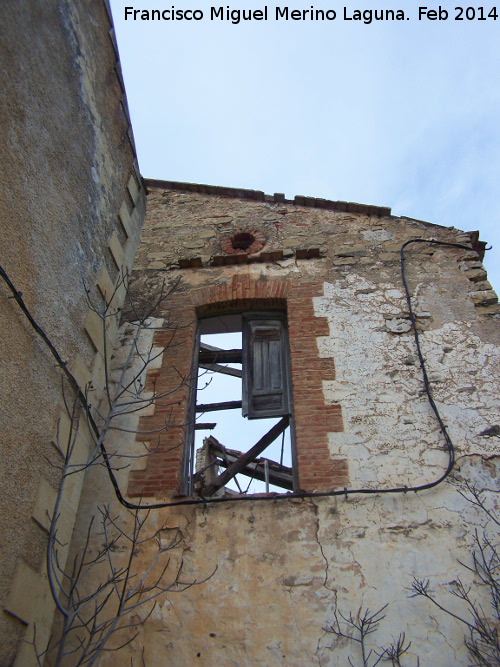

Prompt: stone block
[
  {"left": 385, "top": 316, "right": 412, "bottom": 334},
  {"left": 308, "top": 237, "right": 325, "bottom": 246},
  {"left": 362, "top": 229, "right": 394, "bottom": 242},
  {"left": 51, "top": 411, "right": 72, "bottom": 457},
  {"left": 51, "top": 496, "right": 77, "bottom": 557},
  {"left": 471, "top": 280, "right": 492, "bottom": 292},
  {"left": 374, "top": 242, "right": 401, "bottom": 252},
  {"left": 32, "top": 492, "right": 76, "bottom": 579},
  {"left": 112, "top": 279, "right": 127, "bottom": 309},
  {"left": 84, "top": 310, "right": 116, "bottom": 360},
  {"left": 5, "top": 563, "right": 53, "bottom": 626},
  {"left": 71, "top": 353, "right": 92, "bottom": 392},
  {"left": 334, "top": 243, "right": 365, "bottom": 255},
  {"left": 465, "top": 268, "right": 488, "bottom": 282},
  {"left": 51, "top": 409, "right": 93, "bottom": 493},
  {"left": 470, "top": 290, "right": 498, "bottom": 306},
  {"left": 282, "top": 238, "right": 302, "bottom": 248},
  {"left": 475, "top": 304, "right": 500, "bottom": 315},
  {"left": 7, "top": 564, "right": 56, "bottom": 667},
  {"left": 117, "top": 214, "right": 130, "bottom": 242},
  {"left": 91, "top": 351, "right": 107, "bottom": 396},
  {"left": 32, "top": 478, "right": 57, "bottom": 533},
  {"left": 14, "top": 640, "right": 40, "bottom": 667},
  {"left": 129, "top": 205, "right": 144, "bottom": 240},
  {"left": 96, "top": 265, "right": 115, "bottom": 305},
  {"left": 84, "top": 309, "right": 105, "bottom": 353},
  {"left": 106, "top": 313, "right": 120, "bottom": 350},
  {"left": 211, "top": 216, "right": 233, "bottom": 225},
  {"left": 108, "top": 230, "right": 125, "bottom": 270},
  {"left": 127, "top": 173, "right": 140, "bottom": 204},
  {"left": 59, "top": 460, "right": 85, "bottom": 514}
]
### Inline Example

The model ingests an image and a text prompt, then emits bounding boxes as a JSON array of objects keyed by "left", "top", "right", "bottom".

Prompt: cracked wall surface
[
  {"left": 75, "top": 460, "right": 500, "bottom": 666},
  {"left": 315, "top": 274, "right": 500, "bottom": 488},
  {"left": 68, "top": 184, "right": 500, "bottom": 664}
]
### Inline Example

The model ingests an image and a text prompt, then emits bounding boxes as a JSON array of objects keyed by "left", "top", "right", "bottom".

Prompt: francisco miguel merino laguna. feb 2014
[{"left": 124, "top": 6, "right": 409, "bottom": 24}]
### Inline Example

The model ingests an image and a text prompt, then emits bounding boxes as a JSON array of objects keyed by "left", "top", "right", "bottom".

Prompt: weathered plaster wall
[
  {"left": 67, "top": 182, "right": 500, "bottom": 664},
  {"left": 74, "top": 450, "right": 500, "bottom": 666},
  {"left": 316, "top": 274, "right": 500, "bottom": 487},
  {"left": 125, "top": 182, "right": 499, "bottom": 495},
  {"left": 0, "top": 2, "right": 146, "bottom": 663}
]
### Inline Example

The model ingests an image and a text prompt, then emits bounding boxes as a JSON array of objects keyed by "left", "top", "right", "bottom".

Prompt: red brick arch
[{"left": 192, "top": 275, "right": 291, "bottom": 313}]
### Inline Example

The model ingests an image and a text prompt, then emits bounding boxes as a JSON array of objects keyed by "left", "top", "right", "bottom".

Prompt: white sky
[
  {"left": 110, "top": 0, "right": 500, "bottom": 290},
  {"left": 196, "top": 332, "right": 292, "bottom": 493}
]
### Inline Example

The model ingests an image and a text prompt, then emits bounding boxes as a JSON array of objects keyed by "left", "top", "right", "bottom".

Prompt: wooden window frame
[
  {"left": 242, "top": 312, "right": 291, "bottom": 420},
  {"left": 182, "top": 310, "right": 298, "bottom": 496}
]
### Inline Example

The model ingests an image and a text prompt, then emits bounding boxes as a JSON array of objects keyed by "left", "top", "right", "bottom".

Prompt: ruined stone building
[{"left": 1, "top": 2, "right": 500, "bottom": 666}]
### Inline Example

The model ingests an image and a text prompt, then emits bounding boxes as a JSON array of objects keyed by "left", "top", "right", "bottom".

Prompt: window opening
[{"left": 185, "top": 312, "right": 296, "bottom": 497}]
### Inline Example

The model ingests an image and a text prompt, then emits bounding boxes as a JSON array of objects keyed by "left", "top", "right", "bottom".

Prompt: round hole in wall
[
  {"left": 231, "top": 232, "right": 255, "bottom": 250},
  {"left": 220, "top": 228, "right": 266, "bottom": 255}
]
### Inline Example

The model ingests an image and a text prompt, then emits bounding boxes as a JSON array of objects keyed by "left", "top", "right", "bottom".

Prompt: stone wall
[
  {"left": 67, "top": 181, "right": 500, "bottom": 664},
  {"left": 0, "top": 2, "right": 146, "bottom": 663},
  {"left": 125, "top": 182, "right": 499, "bottom": 497}
]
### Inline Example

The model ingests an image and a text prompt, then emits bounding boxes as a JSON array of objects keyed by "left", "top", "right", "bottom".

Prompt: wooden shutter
[{"left": 242, "top": 313, "right": 290, "bottom": 419}]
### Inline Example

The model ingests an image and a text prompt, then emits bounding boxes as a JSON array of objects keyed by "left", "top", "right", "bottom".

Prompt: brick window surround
[{"left": 127, "top": 276, "right": 347, "bottom": 498}]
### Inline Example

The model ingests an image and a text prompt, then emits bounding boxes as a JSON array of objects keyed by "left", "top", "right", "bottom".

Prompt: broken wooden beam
[
  {"left": 218, "top": 456, "right": 293, "bottom": 490},
  {"left": 196, "top": 400, "right": 242, "bottom": 413},
  {"left": 198, "top": 348, "right": 242, "bottom": 364},
  {"left": 201, "top": 416, "right": 290, "bottom": 496},
  {"left": 195, "top": 435, "right": 293, "bottom": 490},
  {"left": 199, "top": 362, "right": 243, "bottom": 378},
  {"left": 203, "top": 437, "right": 293, "bottom": 490}
]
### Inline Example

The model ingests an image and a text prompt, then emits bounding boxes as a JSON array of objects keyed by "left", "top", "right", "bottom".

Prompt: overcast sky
[{"left": 109, "top": 0, "right": 500, "bottom": 290}]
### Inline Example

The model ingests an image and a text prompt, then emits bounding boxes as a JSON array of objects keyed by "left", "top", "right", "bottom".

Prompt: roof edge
[{"left": 144, "top": 179, "right": 392, "bottom": 218}]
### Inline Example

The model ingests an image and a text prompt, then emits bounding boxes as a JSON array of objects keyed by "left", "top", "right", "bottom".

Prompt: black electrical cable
[{"left": 0, "top": 238, "right": 485, "bottom": 510}]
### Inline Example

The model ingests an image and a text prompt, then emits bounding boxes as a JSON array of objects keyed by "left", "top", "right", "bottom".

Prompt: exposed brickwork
[
  {"left": 220, "top": 229, "right": 266, "bottom": 255},
  {"left": 287, "top": 281, "right": 347, "bottom": 491},
  {"left": 193, "top": 276, "right": 291, "bottom": 316},
  {"left": 127, "top": 276, "right": 347, "bottom": 497},
  {"left": 128, "top": 296, "right": 197, "bottom": 497}
]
